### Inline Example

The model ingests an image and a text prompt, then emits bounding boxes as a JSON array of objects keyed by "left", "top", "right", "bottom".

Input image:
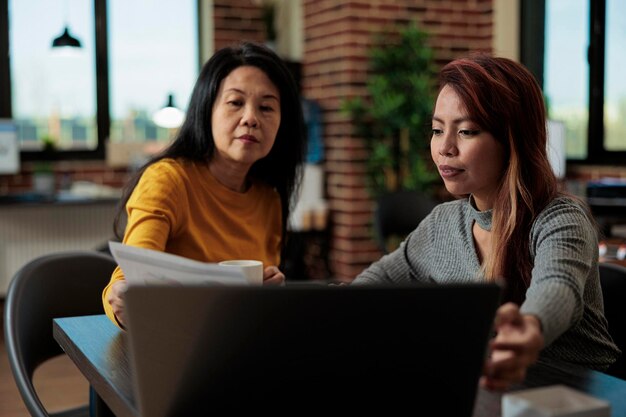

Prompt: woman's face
[
  {"left": 430, "top": 85, "right": 506, "bottom": 211},
  {"left": 211, "top": 65, "right": 281, "bottom": 170}
]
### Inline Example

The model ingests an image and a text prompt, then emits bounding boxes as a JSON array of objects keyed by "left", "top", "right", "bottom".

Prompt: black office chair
[
  {"left": 4, "top": 251, "right": 117, "bottom": 417},
  {"left": 373, "top": 189, "right": 437, "bottom": 253},
  {"left": 599, "top": 262, "right": 626, "bottom": 380}
]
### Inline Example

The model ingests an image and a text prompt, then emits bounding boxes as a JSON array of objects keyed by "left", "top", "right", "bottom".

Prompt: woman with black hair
[{"left": 103, "top": 42, "right": 306, "bottom": 328}]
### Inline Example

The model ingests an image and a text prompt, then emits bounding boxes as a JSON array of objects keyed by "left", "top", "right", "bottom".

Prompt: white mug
[{"left": 218, "top": 260, "right": 263, "bottom": 285}]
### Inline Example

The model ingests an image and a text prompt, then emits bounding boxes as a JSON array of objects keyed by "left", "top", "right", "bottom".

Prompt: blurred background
[{"left": 0, "top": 0, "right": 625, "bottom": 286}]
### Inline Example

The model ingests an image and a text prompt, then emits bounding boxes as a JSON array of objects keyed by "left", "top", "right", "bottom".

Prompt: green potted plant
[{"left": 341, "top": 23, "right": 439, "bottom": 197}]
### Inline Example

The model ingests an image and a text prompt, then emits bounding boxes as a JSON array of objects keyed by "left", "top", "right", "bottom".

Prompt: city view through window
[
  {"left": 9, "top": 0, "right": 197, "bottom": 151},
  {"left": 9, "top": 1, "right": 625, "bottom": 157},
  {"left": 545, "top": 0, "right": 626, "bottom": 159}
]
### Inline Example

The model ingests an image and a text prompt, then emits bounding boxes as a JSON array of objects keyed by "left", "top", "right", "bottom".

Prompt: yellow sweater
[{"left": 102, "top": 158, "right": 282, "bottom": 325}]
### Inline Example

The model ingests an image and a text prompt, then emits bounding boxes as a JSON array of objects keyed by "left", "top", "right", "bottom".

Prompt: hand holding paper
[{"left": 109, "top": 242, "right": 251, "bottom": 287}]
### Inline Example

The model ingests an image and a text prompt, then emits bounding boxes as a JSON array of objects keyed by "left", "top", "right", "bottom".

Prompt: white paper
[{"left": 109, "top": 241, "right": 249, "bottom": 286}]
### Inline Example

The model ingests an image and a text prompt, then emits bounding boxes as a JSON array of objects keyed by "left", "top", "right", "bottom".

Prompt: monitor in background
[
  {"left": 0, "top": 119, "right": 19, "bottom": 175},
  {"left": 125, "top": 284, "right": 501, "bottom": 416}
]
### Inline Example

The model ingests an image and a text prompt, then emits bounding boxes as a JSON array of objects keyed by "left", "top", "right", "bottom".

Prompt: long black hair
[{"left": 114, "top": 41, "right": 306, "bottom": 253}]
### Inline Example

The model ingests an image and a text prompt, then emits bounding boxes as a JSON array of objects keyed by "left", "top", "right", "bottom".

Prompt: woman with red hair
[{"left": 354, "top": 54, "right": 620, "bottom": 390}]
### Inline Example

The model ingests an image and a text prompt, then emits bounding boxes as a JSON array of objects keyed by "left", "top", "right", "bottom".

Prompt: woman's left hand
[
  {"left": 263, "top": 265, "right": 285, "bottom": 286},
  {"left": 480, "top": 302, "right": 544, "bottom": 391}
]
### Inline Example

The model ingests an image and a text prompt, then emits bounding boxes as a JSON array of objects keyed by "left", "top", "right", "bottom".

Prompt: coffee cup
[{"left": 218, "top": 260, "right": 263, "bottom": 285}]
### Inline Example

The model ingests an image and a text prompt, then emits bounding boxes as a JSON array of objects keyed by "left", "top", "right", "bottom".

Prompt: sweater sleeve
[
  {"left": 352, "top": 212, "right": 436, "bottom": 285},
  {"left": 520, "top": 199, "right": 597, "bottom": 346},
  {"left": 102, "top": 161, "right": 187, "bottom": 326}
]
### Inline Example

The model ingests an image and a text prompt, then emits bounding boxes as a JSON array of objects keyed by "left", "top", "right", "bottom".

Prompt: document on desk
[{"left": 108, "top": 242, "right": 248, "bottom": 286}]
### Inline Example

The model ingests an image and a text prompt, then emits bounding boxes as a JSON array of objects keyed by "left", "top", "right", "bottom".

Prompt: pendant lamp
[
  {"left": 51, "top": 0, "right": 82, "bottom": 50},
  {"left": 52, "top": 26, "right": 82, "bottom": 48},
  {"left": 152, "top": 94, "right": 185, "bottom": 129}
]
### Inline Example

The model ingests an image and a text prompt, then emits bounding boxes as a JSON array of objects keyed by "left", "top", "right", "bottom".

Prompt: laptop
[{"left": 124, "top": 283, "right": 501, "bottom": 416}]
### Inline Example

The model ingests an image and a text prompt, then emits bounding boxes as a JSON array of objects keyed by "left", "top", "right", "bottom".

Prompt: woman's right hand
[
  {"left": 480, "top": 303, "right": 544, "bottom": 391},
  {"left": 106, "top": 280, "right": 128, "bottom": 328}
]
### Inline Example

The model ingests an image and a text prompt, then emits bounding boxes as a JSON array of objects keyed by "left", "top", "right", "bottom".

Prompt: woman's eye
[
  {"left": 227, "top": 100, "right": 243, "bottom": 107},
  {"left": 431, "top": 128, "right": 443, "bottom": 136},
  {"left": 260, "top": 105, "right": 274, "bottom": 112},
  {"left": 459, "top": 129, "right": 480, "bottom": 137}
]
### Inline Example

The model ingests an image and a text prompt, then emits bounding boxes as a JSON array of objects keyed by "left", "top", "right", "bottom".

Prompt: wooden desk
[
  {"left": 54, "top": 315, "right": 626, "bottom": 417},
  {"left": 53, "top": 315, "right": 138, "bottom": 417}
]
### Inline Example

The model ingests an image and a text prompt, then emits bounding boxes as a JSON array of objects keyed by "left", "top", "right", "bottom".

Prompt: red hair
[{"left": 438, "top": 54, "right": 558, "bottom": 304}]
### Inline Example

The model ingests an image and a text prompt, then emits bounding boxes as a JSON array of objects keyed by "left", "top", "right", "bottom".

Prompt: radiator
[{"left": 0, "top": 202, "right": 118, "bottom": 296}]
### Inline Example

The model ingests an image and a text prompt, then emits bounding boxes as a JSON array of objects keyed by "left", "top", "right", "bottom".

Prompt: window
[
  {"left": 9, "top": 0, "right": 97, "bottom": 152},
  {"left": 604, "top": 0, "right": 626, "bottom": 152},
  {"left": 108, "top": 0, "right": 197, "bottom": 143},
  {"left": 544, "top": 0, "right": 588, "bottom": 159},
  {"left": 0, "top": 0, "right": 198, "bottom": 159},
  {"left": 542, "top": 0, "right": 626, "bottom": 162}
]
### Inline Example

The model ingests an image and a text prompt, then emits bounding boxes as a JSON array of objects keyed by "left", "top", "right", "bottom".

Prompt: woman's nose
[
  {"left": 241, "top": 105, "right": 259, "bottom": 128},
  {"left": 438, "top": 135, "right": 457, "bottom": 157}
]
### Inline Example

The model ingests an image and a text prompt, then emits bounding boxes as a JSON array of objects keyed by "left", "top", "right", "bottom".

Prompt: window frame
[
  {"left": 0, "top": 0, "right": 13, "bottom": 125},
  {"left": 522, "top": 0, "right": 626, "bottom": 165}
]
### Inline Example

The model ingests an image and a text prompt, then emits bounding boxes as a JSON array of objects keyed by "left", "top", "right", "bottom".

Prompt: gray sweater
[{"left": 353, "top": 197, "right": 620, "bottom": 370}]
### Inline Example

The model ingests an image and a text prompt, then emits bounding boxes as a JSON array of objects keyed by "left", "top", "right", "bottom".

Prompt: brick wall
[
  {"left": 0, "top": 161, "right": 130, "bottom": 195},
  {"left": 213, "top": 0, "right": 266, "bottom": 50},
  {"left": 302, "top": 0, "right": 494, "bottom": 280}
]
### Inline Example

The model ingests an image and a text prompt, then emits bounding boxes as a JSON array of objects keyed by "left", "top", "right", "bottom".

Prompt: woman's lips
[
  {"left": 438, "top": 165, "right": 465, "bottom": 179},
  {"left": 237, "top": 134, "right": 259, "bottom": 144}
]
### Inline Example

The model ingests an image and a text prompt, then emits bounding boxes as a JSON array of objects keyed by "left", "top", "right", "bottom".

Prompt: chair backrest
[
  {"left": 3, "top": 251, "right": 117, "bottom": 417},
  {"left": 599, "top": 262, "right": 626, "bottom": 380},
  {"left": 373, "top": 189, "right": 437, "bottom": 253}
]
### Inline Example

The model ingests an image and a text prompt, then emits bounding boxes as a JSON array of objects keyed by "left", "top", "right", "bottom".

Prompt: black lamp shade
[{"left": 52, "top": 26, "right": 82, "bottom": 48}]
